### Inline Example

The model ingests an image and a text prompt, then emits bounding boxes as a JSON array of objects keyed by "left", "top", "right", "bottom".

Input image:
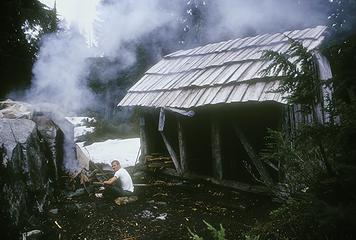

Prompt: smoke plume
[
  {"left": 25, "top": 0, "right": 181, "bottom": 114},
  {"left": 204, "top": 0, "right": 328, "bottom": 42}
]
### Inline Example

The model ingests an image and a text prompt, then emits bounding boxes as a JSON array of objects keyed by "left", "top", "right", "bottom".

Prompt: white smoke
[
  {"left": 95, "top": 0, "right": 178, "bottom": 58},
  {"left": 25, "top": 0, "right": 182, "bottom": 173},
  {"left": 26, "top": 0, "right": 181, "bottom": 114},
  {"left": 205, "top": 0, "right": 328, "bottom": 41},
  {"left": 29, "top": 28, "right": 95, "bottom": 113}
]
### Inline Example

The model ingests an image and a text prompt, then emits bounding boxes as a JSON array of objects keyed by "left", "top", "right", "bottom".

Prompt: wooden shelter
[{"left": 118, "top": 26, "right": 332, "bottom": 192}]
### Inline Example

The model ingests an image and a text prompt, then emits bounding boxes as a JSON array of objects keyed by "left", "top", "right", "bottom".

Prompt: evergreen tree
[
  {"left": 327, "top": 0, "right": 356, "bottom": 42},
  {"left": 0, "top": 0, "right": 58, "bottom": 98},
  {"left": 178, "top": 0, "right": 209, "bottom": 48}
]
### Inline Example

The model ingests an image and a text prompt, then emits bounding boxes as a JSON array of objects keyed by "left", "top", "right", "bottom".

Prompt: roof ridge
[{"left": 164, "top": 25, "right": 327, "bottom": 59}]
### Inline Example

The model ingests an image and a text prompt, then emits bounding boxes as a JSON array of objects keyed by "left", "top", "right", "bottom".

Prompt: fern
[
  {"left": 203, "top": 220, "right": 226, "bottom": 240},
  {"left": 187, "top": 221, "right": 226, "bottom": 240},
  {"left": 187, "top": 228, "right": 204, "bottom": 240}
]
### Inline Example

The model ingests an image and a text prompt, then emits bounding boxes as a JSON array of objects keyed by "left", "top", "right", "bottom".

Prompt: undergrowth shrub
[
  {"left": 188, "top": 220, "right": 226, "bottom": 240},
  {"left": 245, "top": 36, "right": 356, "bottom": 240},
  {"left": 244, "top": 194, "right": 356, "bottom": 240},
  {"left": 261, "top": 129, "right": 326, "bottom": 199},
  {"left": 77, "top": 115, "right": 139, "bottom": 145}
]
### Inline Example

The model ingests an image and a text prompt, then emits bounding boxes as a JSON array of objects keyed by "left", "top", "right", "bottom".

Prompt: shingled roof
[{"left": 118, "top": 25, "right": 328, "bottom": 109}]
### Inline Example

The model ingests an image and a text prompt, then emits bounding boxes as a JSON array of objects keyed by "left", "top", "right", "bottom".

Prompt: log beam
[
  {"left": 160, "top": 132, "right": 182, "bottom": 175},
  {"left": 157, "top": 168, "right": 270, "bottom": 194},
  {"left": 233, "top": 126, "right": 273, "bottom": 186}
]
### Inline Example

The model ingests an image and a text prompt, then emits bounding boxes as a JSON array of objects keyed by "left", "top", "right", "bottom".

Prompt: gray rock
[
  {"left": 0, "top": 118, "right": 55, "bottom": 230},
  {"left": 0, "top": 102, "right": 73, "bottom": 238},
  {"left": 0, "top": 118, "right": 36, "bottom": 160},
  {"left": 32, "top": 115, "right": 63, "bottom": 181}
]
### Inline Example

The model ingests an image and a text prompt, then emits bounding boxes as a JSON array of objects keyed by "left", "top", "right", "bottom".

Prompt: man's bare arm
[{"left": 103, "top": 176, "right": 117, "bottom": 185}]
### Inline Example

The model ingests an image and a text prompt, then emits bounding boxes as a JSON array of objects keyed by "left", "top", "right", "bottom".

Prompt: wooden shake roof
[{"left": 118, "top": 25, "right": 328, "bottom": 109}]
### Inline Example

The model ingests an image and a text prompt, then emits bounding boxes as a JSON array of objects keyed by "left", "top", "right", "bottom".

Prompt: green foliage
[
  {"left": 260, "top": 36, "right": 338, "bottom": 191},
  {"left": 252, "top": 32, "right": 356, "bottom": 240},
  {"left": 261, "top": 129, "right": 326, "bottom": 199},
  {"left": 203, "top": 220, "right": 226, "bottom": 240},
  {"left": 323, "top": 34, "right": 356, "bottom": 169},
  {"left": 244, "top": 234, "right": 260, "bottom": 240},
  {"left": 86, "top": 45, "right": 151, "bottom": 121},
  {"left": 325, "top": 33, "right": 356, "bottom": 104},
  {"left": 135, "top": 46, "right": 150, "bottom": 78},
  {"left": 179, "top": 0, "right": 209, "bottom": 47},
  {"left": 315, "top": 99, "right": 356, "bottom": 177},
  {"left": 0, "top": 0, "right": 58, "bottom": 97},
  {"left": 260, "top": 37, "right": 322, "bottom": 113},
  {"left": 77, "top": 114, "right": 139, "bottom": 146},
  {"left": 187, "top": 228, "right": 204, "bottom": 240},
  {"left": 188, "top": 220, "right": 226, "bottom": 240},
  {"left": 327, "top": 0, "right": 356, "bottom": 42},
  {"left": 1, "top": 0, "right": 58, "bottom": 54},
  {"left": 245, "top": 194, "right": 356, "bottom": 240}
]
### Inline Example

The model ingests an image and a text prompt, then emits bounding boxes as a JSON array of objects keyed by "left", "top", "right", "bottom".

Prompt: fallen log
[
  {"left": 146, "top": 156, "right": 171, "bottom": 161},
  {"left": 133, "top": 182, "right": 183, "bottom": 187},
  {"left": 154, "top": 168, "right": 271, "bottom": 194}
]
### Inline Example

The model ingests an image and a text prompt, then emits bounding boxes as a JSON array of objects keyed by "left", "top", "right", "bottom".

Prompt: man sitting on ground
[{"left": 101, "top": 160, "right": 134, "bottom": 199}]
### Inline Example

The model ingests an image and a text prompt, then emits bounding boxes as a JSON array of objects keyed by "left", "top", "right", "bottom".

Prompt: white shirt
[{"left": 114, "top": 168, "right": 134, "bottom": 192}]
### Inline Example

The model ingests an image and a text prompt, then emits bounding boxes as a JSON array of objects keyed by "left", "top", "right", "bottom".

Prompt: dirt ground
[{"left": 40, "top": 171, "right": 274, "bottom": 240}]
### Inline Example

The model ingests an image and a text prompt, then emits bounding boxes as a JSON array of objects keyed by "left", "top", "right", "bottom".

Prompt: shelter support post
[
  {"left": 158, "top": 108, "right": 182, "bottom": 175},
  {"left": 211, "top": 121, "right": 223, "bottom": 180},
  {"left": 160, "top": 132, "right": 182, "bottom": 175},
  {"left": 177, "top": 120, "right": 187, "bottom": 174},
  {"left": 139, "top": 116, "right": 148, "bottom": 164},
  {"left": 233, "top": 126, "right": 273, "bottom": 186}
]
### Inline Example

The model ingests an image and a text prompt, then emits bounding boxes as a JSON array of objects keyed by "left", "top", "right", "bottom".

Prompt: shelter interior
[{"left": 140, "top": 101, "right": 284, "bottom": 185}]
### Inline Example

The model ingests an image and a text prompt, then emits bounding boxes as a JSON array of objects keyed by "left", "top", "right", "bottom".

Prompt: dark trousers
[{"left": 103, "top": 185, "right": 133, "bottom": 200}]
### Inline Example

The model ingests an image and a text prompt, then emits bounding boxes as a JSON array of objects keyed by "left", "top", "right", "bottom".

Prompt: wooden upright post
[
  {"left": 139, "top": 116, "right": 148, "bottom": 164},
  {"left": 211, "top": 121, "right": 223, "bottom": 180},
  {"left": 177, "top": 120, "right": 187, "bottom": 174}
]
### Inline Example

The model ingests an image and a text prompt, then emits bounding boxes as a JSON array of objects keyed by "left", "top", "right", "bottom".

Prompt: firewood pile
[{"left": 145, "top": 153, "right": 174, "bottom": 169}]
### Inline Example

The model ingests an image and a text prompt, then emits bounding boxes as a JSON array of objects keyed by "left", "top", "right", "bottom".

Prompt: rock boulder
[{"left": 0, "top": 118, "right": 60, "bottom": 236}]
